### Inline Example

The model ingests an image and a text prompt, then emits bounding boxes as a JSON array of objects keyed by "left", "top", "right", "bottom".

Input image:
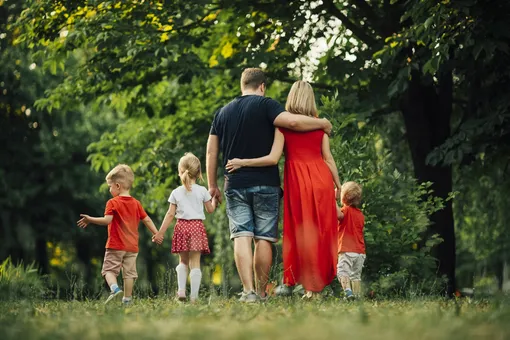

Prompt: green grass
[{"left": 1, "top": 296, "right": 509, "bottom": 339}]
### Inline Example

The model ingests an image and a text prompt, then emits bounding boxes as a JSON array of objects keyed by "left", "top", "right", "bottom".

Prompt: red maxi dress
[{"left": 281, "top": 128, "right": 338, "bottom": 292}]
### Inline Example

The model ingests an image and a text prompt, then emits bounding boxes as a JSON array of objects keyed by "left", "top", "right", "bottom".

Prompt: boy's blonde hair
[
  {"left": 106, "top": 164, "right": 135, "bottom": 190},
  {"left": 241, "top": 68, "right": 266, "bottom": 91},
  {"left": 285, "top": 80, "right": 318, "bottom": 118},
  {"left": 178, "top": 152, "right": 203, "bottom": 191},
  {"left": 342, "top": 181, "right": 362, "bottom": 208}
]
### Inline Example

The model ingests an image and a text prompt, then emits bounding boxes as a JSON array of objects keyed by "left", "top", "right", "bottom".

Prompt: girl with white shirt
[{"left": 153, "top": 153, "right": 216, "bottom": 302}]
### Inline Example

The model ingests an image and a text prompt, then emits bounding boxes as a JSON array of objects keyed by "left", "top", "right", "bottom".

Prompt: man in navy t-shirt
[{"left": 206, "top": 68, "right": 332, "bottom": 303}]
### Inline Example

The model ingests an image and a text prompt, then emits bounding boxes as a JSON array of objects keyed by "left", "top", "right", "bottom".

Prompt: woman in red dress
[{"left": 226, "top": 80, "right": 342, "bottom": 298}]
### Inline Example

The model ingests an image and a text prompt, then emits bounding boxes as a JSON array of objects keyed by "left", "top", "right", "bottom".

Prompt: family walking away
[{"left": 77, "top": 68, "right": 366, "bottom": 304}]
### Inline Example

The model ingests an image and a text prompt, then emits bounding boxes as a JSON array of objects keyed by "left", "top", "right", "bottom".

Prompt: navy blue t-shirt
[{"left": 210, "top": 95, "right": 285, "bottom": 190}]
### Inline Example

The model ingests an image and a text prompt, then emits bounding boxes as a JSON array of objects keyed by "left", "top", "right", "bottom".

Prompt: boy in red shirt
[
  {"left": 337, "top": 181, "right": 365, "bottom": 300},
  {"left": 77, "top": 164, "right": 158, "bottom": 305}
]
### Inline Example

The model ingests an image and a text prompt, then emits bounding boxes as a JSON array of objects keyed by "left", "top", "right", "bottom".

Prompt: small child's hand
[
  {"left": 77, "top": 214, "right": 91, "bottom": 228},
  {"left": 212, "top": 196, "right": 219, "bottom": 208}
]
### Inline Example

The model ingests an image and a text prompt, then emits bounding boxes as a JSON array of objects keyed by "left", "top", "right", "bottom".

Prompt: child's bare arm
[
  {"left": 77, "top": 214, "right": 113, "bottom": 228},
  {"left": 205, "top": 200, "right": 215, "bottom": 213},
  {"left": 152, "top": 204, "right": 176, "bottom": 245},
  {"left": 142, "top": 216, "right": 158, "bottom": 235},
  {"left": 337, "top": 205, "right": 344, "bottom": 220}
]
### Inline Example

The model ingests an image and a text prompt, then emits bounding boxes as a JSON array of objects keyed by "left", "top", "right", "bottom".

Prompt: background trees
[{"left": 2, "top": 0, "right": 508, "bottom": 297}]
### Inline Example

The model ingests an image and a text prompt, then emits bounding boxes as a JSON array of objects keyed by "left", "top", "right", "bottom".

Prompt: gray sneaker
[{"left": 239, "top": 291, "right": 259, "bottom": 303}]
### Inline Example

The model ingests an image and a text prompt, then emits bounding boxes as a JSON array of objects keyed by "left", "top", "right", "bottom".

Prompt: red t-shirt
[
  {"left": 338, "top": 205, "right": 365, "bottom": 254},
  {"left": 104, "top": 196, "right": 148, "bottom": 253}
]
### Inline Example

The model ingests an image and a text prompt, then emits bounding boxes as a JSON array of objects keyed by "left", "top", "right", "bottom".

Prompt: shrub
[{"left": 0, "top": 257, "right": 45, "bottom": 300}]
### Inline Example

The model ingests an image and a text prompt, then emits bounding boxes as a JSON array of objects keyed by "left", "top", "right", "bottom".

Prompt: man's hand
[
  {"left": 152, "top": 232, "right": 164, "bottom": 245},
  {"left": 77, "top": 214, "right": 91, "bottom": 228},
  {"left": 209, "top": 187, "right": 222, "bottom": 205},
  {"left": 322, "top": 118, "right": 333, "bottom": 136}
]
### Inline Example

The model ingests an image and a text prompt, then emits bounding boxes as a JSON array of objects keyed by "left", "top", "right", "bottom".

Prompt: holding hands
[
  {"left": 208, "top": 187, "right": 222, "bottom": 205},
  {"left": 152, "top": 231, "right": 164, "bottom": 245},
  {"left": 335, "top": 188, "right": 341, "bottom": 202}
]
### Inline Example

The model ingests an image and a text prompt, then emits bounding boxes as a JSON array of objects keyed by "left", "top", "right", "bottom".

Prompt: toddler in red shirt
[
  {"left": 77, "top": 164, "right": 158, "bottom": 305},
  {"left": 337, "top": 181, "right": 365, "bottom": 300}
]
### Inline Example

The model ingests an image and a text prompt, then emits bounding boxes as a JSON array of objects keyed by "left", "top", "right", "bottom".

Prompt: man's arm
[
  {"left": 206, "top": 134, "right": 222, "bottom": 203},
  {"left": 77, "top": 214, "right": 113, "bottom": 228},
  {"left": 273, "top": 111, "right": 332, "bottom": 135}
]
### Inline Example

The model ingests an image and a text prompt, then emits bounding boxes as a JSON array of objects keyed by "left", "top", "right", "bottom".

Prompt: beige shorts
[
  {"left": 101, "top": 249, "right": 138, "bottom": 279},
  {"left": 337, "top": 252, "right": 366, "bottom": 281}
]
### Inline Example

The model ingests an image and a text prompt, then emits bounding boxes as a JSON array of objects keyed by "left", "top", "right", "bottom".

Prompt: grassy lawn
[{"left": 1, "top": 296, "right": 509, "bottom": 339}]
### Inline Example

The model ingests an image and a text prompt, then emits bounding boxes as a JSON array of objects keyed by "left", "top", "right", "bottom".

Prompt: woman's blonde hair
[
  {"left": 285, "top": 80, "right": 318, "bottom": 117},
  {"left": 178, "top": 152, "right": 203, "bottom": 191},
  {"left": 341, "top": 181, "right": 362, "bottom": 208}
]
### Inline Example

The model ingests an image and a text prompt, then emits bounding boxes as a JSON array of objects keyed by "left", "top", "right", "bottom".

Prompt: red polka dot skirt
[{"left": 172, "top": 219, "right": 210, "bottom": 254}]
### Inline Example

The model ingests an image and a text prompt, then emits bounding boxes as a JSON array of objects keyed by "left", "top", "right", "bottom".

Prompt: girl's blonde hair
[
  {"left": 178, "top": 152, "right": 203, "bottom": 191},
  {"left": 342, "top": 181, "right": 362, "bottom": 208},
  {"left": 285, "top": 80, "right": 318, "bottom": 117}
]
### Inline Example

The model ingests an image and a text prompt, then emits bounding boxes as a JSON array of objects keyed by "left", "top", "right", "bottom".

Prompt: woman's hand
[
  {"left": 335, "top": 188, "right": 341, "bottom": 201},
  {"left": 226, "top": 158, "right": 245, "bottom": 173}
]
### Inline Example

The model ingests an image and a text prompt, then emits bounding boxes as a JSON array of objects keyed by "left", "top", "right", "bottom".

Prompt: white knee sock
[
  {"left": 176, "top": 263, "right": 188, "bottom": 293},
  {"left": 189, "top": 268, "right": 202, "bottom": 299}
]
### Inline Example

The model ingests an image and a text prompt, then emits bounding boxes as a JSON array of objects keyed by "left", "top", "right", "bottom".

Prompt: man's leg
[
  {"left": 252, "top": 186, "right": 280, "bottom": 298},
  {"left": 225, "top": 188, "right": 256, "bottom": 298},
  {"left": 254, "top": 239, "right": 272, "bottom": 297},
  {"left": 234, "top": 236, "right": 255, "bottom": 293}
]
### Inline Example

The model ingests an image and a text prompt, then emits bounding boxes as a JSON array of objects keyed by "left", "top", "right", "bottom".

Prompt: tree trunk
[{"left": 400, "top": 71, "right": 456, "bottom": 297}]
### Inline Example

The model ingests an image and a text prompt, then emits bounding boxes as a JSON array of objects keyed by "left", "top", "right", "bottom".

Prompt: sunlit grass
[{"left": 1, "top": 297, "right": 509, "bottom": 339}]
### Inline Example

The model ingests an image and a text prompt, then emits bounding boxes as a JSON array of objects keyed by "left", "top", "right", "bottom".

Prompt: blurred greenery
[{"left": 1, "top": 0, "right": 509, "bottom": 299}]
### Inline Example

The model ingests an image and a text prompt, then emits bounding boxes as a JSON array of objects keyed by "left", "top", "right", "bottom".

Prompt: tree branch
[{"left": 320, "top": 0, "right": 379, "bottom": 48}]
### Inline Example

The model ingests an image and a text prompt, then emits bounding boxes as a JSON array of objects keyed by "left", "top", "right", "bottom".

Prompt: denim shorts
[{"left": 225, "top": 186, "right": 281, "bottom": 242}]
